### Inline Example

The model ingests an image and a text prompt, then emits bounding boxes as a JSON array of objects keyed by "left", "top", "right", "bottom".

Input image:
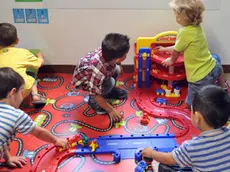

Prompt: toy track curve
[{"left": 135, "top": 89, "right": 191, "bottom": 137}]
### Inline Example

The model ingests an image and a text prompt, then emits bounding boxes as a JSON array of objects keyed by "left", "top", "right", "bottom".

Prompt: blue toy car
[
  {"left": 156, "top": 88, "right": 165, "bottom": 96},
  {"left": 156, "top": 98, "right": 167, "bottom": 105},
  {"left": 135, "top": 160, "right": 148, "bottom": 172}
]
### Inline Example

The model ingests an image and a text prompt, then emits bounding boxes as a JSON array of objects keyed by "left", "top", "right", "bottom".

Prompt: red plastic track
[
  {"left": 135, "top": 88, "right": 193, "bottom": 138},
  {"left": 150, "top": 65, "right": 186, "bottom": 81},
  {"left": 30, "top": 145, "right": 76, "bottom": 172}
]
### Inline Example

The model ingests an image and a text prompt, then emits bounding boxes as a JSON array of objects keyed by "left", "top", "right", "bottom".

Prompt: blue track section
[{"left": 75, "top": 134, "right": 177, "bottom": 163}]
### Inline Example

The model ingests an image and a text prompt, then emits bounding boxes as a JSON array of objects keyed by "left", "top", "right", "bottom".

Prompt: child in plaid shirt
[{"left": 72, "top": 33, "right": 130, "bottom": 122}]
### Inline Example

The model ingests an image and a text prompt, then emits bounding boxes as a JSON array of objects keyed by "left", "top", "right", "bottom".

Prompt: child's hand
[
  {"left": 155, "top": 46, "right": 165, "bottom": 52},
  {"left": 55, "top": 138, "right": 68, "bottom": 150},
  {"left": 162, "top": 57, "right": 174, "bottom": 67},
  {"left": 141, "top": 148, "right": 154, "bottom": 159},
  {"left": 109, "top": 109, "right": 124, "bottom": 123},
  {"left": 6, "top": 156, "right": 27, "bottom": 168}
]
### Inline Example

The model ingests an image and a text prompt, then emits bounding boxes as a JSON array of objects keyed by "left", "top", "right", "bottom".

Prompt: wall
[{"left": 1, "top": 0, "right": 230, "bottom": 65}]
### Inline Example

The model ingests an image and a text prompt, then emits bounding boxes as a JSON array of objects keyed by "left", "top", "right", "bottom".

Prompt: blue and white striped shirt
[
  {"left": 172, "top": 127, "right": 230, "bottom": 172},
  {"left": 0, "top": 103, "right": 35, "bottom": 159}
]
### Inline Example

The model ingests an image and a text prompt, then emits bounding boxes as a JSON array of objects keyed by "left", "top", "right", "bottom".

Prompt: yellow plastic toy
[{"left": 135, "top": 31, "right": 177, "bottom": 54}]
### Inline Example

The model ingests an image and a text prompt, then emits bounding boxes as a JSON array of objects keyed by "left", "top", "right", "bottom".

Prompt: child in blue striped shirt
[
  {"left": 0, "top": 67, "right": 68, "bottom": 168},
  {"left": 142, "top": 85, "right": 230, "bottom": 171}
]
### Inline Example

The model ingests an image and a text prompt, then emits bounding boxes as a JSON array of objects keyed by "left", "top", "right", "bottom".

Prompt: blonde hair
[{"left": 170, "top": 0, "right": 205, "bottom": 26}]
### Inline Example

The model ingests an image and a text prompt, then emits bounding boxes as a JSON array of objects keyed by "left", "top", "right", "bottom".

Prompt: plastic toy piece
[
  {"left": 174, "top": 86, "right": 180, "bottom": 96},
  {"left": 135, "top": 88, "right": 191, "bottom": 137},
  {"left": 56, "top": 134, "right": 82, "bottom": 152},
  {"left": 138, "top": 49, "right": 143, "bottom": 88},
  {"left": 143, "top": 157, "right": 153, "bottom": 171},
  {"left": 78, "top": 134, "right": 90, "bottom": 147},
  {"left": 135, "top": 31, "right": 177, "bottom": 54},
  {"left": 156, "top": 98, "right": 167, "bottom": 105},
  {"left": 89, "top": 139, "right": 99, "bottom": 152},
  {"left": 138, "top": 48, "right": 151, "bottom": 88},
  {"left": 31, "top": 134, "right": 177, "bottom": 172},
  {"left": 114, "top": 120, "right": 126, "bottom": 128},
  {"left": 156, "top": 88, "right": 165, "bottom": 96},
  {"left": 145, "top": 49, "right": 151, "bottom": 88},
  {"left": 140, "top": 113, "right": 150, "bottom": 126},
  {"left": 135, "top": 160, "right": 148, "bottom": 172}
]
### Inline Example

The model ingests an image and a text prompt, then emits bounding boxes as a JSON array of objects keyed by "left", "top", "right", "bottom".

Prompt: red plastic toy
[
  {"left": 56, "top": 134, "right": 82, "bottom": 152},
  {"left": 140, "top": 113, "right": 150, "bottom": 126}
]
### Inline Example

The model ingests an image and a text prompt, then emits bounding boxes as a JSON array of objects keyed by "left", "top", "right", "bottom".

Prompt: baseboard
[
  {"left": 39, "top": 65, "right": 134, "bottom": 73},
  {"left": 39, "top": 64, "right": 230, "bottom": 74},
  {"left": 223, "top": 65, "right": 230, "bottom": 73}
]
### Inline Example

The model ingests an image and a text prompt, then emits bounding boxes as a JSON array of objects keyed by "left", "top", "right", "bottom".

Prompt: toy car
[
  {"left": 156, "top": 88, "right": 165, "bottom": 96},
  {"left": 156, "top": 98, "right": 167, "bottom": 105},
  {"left": 135, "top": 160, "right": 148, "bottom": 172}
]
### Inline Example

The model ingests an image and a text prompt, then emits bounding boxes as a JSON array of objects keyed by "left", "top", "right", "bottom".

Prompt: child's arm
[
  {"left": 162, "top": 50, "right": 181, "bottom": 67},
  {"left": 30, "top": 126, "right": 68, "bottom": 149},
  {"left": 92, "top": 94, "right": 123, "bottom": 122},
  {"left": 142, "top": 148, "right": 176, "bottom": 165},
  {"left": 15, "top": 110, "right": 68, "bottom": 149},
  {"left": 35, "top": 51, "right": 44, "bottom": 67},
  {"left": 157, "top": 46, "right": 174, "bottom": 52}
]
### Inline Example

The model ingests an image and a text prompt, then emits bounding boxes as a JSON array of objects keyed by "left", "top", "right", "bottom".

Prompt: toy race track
[
  {"left": 31, "top": 134, "right": 178, "bottom": 171},
  {"left": 0, "top": 73, "right": 200, "bottom": 172}
]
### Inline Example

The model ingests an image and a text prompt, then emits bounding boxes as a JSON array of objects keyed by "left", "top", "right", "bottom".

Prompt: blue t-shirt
[
  {"left": 0, "top": 103, "right": 35, "bottom": 158},
  {"left": 172, "top": 127, "right": 230, "bottom": 171}
]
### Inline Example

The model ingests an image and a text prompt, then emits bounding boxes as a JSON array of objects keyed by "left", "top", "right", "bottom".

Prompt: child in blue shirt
[
  {"left": 142, "top": 85, "right": 230, "bottom": 171},
  {"left": 0, "top": 67, "right": 68, "bottom": 168}
]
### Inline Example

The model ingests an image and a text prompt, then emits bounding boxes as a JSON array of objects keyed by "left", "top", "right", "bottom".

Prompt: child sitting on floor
[
  {"left": 0, "top": 23, "right": 46, "bottom": 105},
  {"left": 142, "top": 85, "right": 230, "bottom": 171},
  {"left": 0, "top": 67, "right": 68, "bottom": 168},
  {"left": 158, "top": 0, "right": 227, "bottom": 107},
  {"left": 71, "top": 33, "right": 130, "bottom": 122}
]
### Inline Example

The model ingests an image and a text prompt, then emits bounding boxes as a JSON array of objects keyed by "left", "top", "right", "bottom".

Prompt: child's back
[
  {"left": 0, "top": 47, "right": 41, "bottom": 97},
  {"left": 175, "top": 25, "right": 216, "bottom": 83},
  {"left": 0, "top": 23, "right": 44, "bottom": 101},
  {"left": 141, "top": 85, "right": 230, "bottom": 172},
  {"left": 174, "top": 126, "right": 230, "bottom": 171}
]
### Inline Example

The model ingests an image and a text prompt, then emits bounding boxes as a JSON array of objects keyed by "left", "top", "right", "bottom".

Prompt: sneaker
[
  {"left": 105, "top": 87, "right": 128, "bottom": 99},
  {"left": 88, "top": 97, "right": 107, "bottom": 114}
]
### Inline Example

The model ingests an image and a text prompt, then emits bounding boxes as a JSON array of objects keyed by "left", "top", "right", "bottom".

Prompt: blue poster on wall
[
  {"left": 13, "top": 9, "right": 25, "bottom": 23},
  {"left": 37, "top": 9, "right": 49, "bottom": 24},
  {"left": 25, "top": 9, "right": 37, "bottom": 23}
]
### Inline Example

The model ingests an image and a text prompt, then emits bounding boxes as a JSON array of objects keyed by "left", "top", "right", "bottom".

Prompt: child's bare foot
[
  {"left": 6, "top": 156, "right": 27, "bottom": 168},
  {"left": 32, "top": 94, "right": 47, "bottom": 105}
]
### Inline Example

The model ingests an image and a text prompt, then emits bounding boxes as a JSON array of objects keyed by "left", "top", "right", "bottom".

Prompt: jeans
[{"left": 186, "top": 61, "right": 222, "bottom": 105}]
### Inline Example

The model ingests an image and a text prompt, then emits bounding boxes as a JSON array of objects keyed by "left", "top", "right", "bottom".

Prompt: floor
[{"left": 0, "top": 73, "right": 229, "bottom": 172}]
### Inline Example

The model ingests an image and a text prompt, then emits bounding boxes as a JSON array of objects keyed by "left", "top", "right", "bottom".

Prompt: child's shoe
[
  {"left": 88, "top": 96, "right": 107, "bottom": 114},
  {"left": 105, "top": 87, "right": 128, "bottom": 99}
]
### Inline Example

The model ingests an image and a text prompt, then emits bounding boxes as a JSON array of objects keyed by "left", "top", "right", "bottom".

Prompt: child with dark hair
[
  {"left": 72, "top": 33, "right": 130, "bottom": 122},
  {"left": 0, "top": 23, "right": 46, "bottom": 105},
  {"left": 142, "top": 85, "right": 230, "bottom": 171},
  {"left": 0, "top": 67, "right": 68, "bottom": 168}
]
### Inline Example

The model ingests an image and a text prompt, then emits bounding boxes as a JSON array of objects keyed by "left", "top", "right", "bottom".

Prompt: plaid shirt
[{"left": 71, "top": 48, "right": 116, "bottom": 95}]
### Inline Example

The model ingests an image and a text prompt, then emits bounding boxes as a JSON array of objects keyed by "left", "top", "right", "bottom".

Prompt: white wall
[{"left": 1, "top": 0, "right": 230, "bottom": 65}]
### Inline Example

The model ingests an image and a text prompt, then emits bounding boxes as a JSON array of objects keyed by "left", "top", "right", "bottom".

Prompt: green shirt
[{"left": 174, "top": 25, "right": 215, "bottom": 83}]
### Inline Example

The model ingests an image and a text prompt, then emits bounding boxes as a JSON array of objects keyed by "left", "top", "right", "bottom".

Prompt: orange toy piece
[
  {"left": 140, "top": 113, "right": 150, "bottom": 126},
  {"left": 89, "top": 139, "right": 99, "bottom": 152}
]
